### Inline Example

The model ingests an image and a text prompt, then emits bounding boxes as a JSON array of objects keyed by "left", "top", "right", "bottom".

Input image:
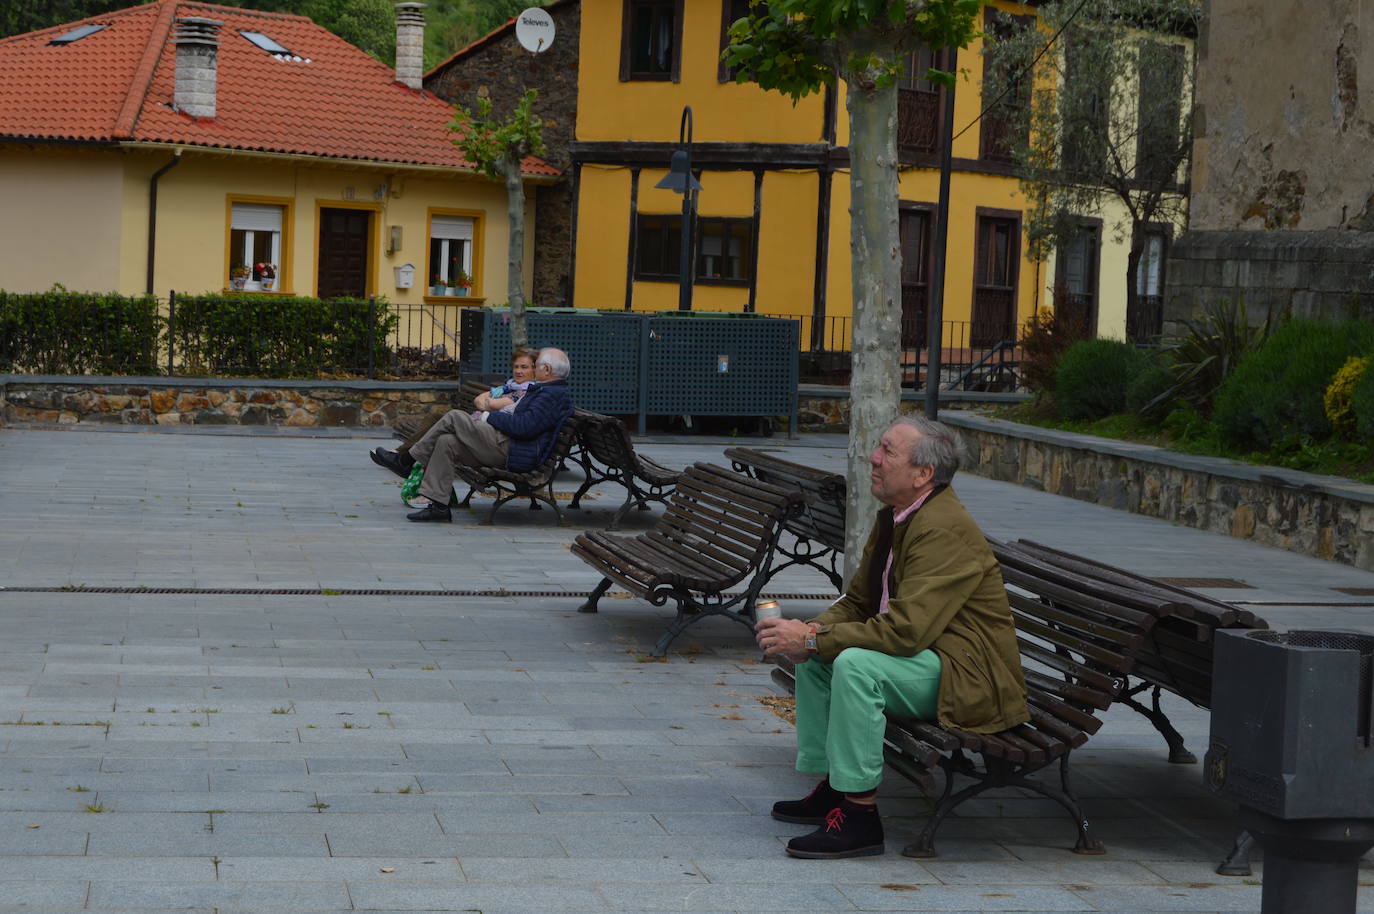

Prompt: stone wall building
[
  {"left": 425, "top": 1, "right": 579, "bottom": 307},
  {"left": 1168, "top": 0, "right": 1374, "bottom": 327}
]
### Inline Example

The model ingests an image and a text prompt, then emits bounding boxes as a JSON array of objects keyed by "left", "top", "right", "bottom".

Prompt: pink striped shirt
[{"left": 879, "top": 489, "right": 935, "bottom": 614}]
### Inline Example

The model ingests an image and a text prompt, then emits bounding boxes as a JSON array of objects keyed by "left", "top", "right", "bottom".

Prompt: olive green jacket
[{"left": 812, "top": 486, "right": 1029, "bottom": 734}]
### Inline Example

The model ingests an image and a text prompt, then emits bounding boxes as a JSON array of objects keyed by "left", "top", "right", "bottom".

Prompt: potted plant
[
  {"left": 449, "top": 269, "right": 472, "bottom": 297},
  {"left": 255, "top": 262, "right": 277, "bottom": 291},
  {"left": 230, "top": 265, "right": 250, "bottom": 290},
  {"left": 431, "top": 274, "right": 445, "bottom": 296}
]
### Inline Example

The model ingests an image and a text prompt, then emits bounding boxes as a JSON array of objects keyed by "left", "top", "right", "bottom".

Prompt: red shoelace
[{"left": 824, "top": 807, "right": 845, "bottom": 832}]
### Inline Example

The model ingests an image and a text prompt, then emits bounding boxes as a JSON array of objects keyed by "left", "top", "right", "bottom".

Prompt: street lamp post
[{"left": 655, "top": 106, "right": 702, "bottom": 311}]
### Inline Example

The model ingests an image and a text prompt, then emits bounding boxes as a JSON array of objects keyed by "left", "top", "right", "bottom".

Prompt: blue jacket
[{"left": 484, "top": 379, "right": 573, "bottom": 472}]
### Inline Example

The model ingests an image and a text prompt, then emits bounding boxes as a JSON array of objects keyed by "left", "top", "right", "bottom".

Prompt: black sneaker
[
  {"left": 785, "top": 799, "right": 884, "bottom": 859},
  {"left": 406, "top": 503, "right": 451, "bottom": 523},
  {"left": 371, "top": 447, "right": 414, "bottom": 479},
  {"left": 772, "top": 779, "right": 843, "bottom": 825}
]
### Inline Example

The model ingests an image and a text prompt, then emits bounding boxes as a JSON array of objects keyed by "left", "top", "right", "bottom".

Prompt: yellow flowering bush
[{"left": 1324, "top": 355, "right": 1371, "bottom": 439}]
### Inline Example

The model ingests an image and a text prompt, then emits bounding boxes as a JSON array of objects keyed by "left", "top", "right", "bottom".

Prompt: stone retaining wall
[
  {"left": 941, "top": 412, "right": 1374, "bottom": 571},
  {"left": 0, "top": 376, "right": 460, "bottom": 429}
]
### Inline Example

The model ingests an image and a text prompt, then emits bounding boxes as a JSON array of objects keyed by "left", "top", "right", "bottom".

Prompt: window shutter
[
  {"left": 431, "top": 216, "right": 474, "bottom": 241},
  {"left": 231, "top": 203, "right": 283, "bottom": 232}
]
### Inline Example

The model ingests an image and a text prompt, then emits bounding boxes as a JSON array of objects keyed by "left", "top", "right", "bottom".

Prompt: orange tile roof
[{"left": 0, "top": 0, "right": 558, "bottom": 175}]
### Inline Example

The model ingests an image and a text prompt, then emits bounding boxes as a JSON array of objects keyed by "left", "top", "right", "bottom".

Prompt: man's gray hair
[
  {"left": 895, "top": 415, "right": 965, "bottom": 485},
  {"left": 537, "top": 347, "right": 571, "bottom": 379}
]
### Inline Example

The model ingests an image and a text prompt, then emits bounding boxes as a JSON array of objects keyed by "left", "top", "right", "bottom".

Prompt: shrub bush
[
  {"left": 1018, "top": 302, "right": 1090, "bottom": 396},
  {"left": 0, "top": 290, "right": 161, "bottom": 375},
  {"left": 1212, "top": 318, "right": 1374, "bottom": 450},
  {"left": 1055, "top": 338, "right": 1151, "bottom": 421},
  {"left": 171, "top": 293, "right": 397, "bottom": 378},
  {"left": 1354, "top": 357, "right": 1374, "bottom": 441},
  {"left": 1126, "top": 352, "right": 1174, "bottom": 414},
  {"left": 1143, "top": 298, "right": 1279, "bottom": 418},
  {"left": 1324, "top": 355, "right": 1371, "bottom": 439}
]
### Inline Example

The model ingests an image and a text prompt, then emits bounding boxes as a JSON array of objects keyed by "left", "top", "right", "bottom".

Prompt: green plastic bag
[
  {"left": 401, "top": 463, "right": 462, "bottom": 507},
  {"left": 400, "top": 463, "right": 424, "bottom": 505}
]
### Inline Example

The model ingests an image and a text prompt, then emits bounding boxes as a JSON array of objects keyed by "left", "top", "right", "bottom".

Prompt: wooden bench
[
  {"left": 992, "top": 538, "right": 1270, "bottom": 875},
  {"left": 571, "top": 462, "right": 804, "bottom": 657},
  {"left": 725, "top": 447, "right": 846, "bottom": 590},
  {"left": 453, "top": 413, "right": 582, "bottom": 526},
  {"left": 771, "top": 550, "right": 1183, "bottom": 857},
  {"left": 569, "top": 410, "right": 682, "bottom": 530}
]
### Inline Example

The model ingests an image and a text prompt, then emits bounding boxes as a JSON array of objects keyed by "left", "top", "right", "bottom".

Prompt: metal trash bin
[{"left": 1205, "top": 629, "right": 1374, "bottom": 914}]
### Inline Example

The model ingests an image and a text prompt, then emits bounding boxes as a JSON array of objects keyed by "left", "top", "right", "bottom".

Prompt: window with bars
[
  {"left": 1055, "top": 221, "right": 1101, "bottom": 335},
  {"left": 1061, "top": 36, "right": 1111, "bottom": 179},
  {"left": 980, "top": 10, "right": 1034, "bottom": 162},
  {"left": 1136, "top": 40, "right": 1185, "bottom": 184},
  {"left": 621, "top": 0, "right": 682, "bottom": 81},
  {"left": 900, "top": 207, "right": 933, "bottom": 348},
  {"left": 898, "top": 46, "right": 943, "bottom": 155},
  {"left": 972, "top": 213, "right": 1020, "bottom": 345}
]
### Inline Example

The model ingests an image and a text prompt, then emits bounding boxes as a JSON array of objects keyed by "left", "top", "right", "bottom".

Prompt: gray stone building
[
  {"left": 425, "top": 0, "right": 579, "bottom": 306},
  {"left": 1168, "top": 0, "right": 1374, "bottom": 328}
]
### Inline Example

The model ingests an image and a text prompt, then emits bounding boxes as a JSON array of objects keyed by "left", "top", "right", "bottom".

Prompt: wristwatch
[{"left": 804, "top": 624, "right": 819, "bottom": 654}]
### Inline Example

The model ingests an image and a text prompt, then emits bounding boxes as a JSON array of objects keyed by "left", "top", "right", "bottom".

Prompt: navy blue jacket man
[{"left": 372, "top": 347, "right": 575, "bottom": 522}]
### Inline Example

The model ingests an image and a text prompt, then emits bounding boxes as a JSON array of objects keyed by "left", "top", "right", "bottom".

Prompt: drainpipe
[{"left": 146, "top": 150, "right": 182, "bottom": 295}]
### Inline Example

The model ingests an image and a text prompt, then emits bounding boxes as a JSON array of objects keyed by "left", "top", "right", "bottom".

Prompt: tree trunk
[
  {"left": 1124, "top": 229, "right": 1143, "bottom": 343},
  {"left": 840, "top": 44, "right": 903, "bottom": 585},
  {"left": 502, "top": 155, "right": 528, "bottom": 352}
]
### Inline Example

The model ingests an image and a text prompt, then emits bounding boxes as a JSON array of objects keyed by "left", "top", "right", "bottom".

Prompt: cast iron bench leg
[
  {"left": 1216, "top": 829, "right": 1254, "bottom": 876},
  {"left": 577, "top": 577, "right": 612, "bottom": 614}
]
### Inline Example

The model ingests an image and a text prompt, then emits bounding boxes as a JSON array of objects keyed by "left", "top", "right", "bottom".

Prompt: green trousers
[{"left": 794, "top": 647, "right": 942, "bottom": 794}]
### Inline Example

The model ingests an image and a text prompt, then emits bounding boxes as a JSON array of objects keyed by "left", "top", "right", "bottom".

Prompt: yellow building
[
  {"left": 566, "top": 0, "right": 1053, "bottom": 359},
  {"left": 0, "top": 0, "right": 556, "bottom": 333},
  {"left": 427, "top": 0, "right": 1192, "bottom": 360}
]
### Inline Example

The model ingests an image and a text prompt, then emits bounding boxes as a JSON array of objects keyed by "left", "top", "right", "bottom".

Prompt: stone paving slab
[{"left": 2, "top": 424, "right": 1374, "bottom": 911}]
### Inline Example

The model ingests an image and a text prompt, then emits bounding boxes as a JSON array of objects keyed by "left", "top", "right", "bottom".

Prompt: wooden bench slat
[
  {"left": 1023, "top": 668, "right": 1118, "bottom": 712},
  {"left": 1007, "top": 589, "right": 1152, "bottom": 650},
  {"left": 1012, "top": 613, "right": 1141, "bottom": 674},
  {"left": 1015, "top": 638, "right": 1120, "bottom": 692}
]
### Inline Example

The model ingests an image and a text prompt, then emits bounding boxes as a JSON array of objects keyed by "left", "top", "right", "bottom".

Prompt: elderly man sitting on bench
[
  {"left": 370, "top": 347, "right": 574, "bottom": 523},
  {"left": 755, "top": 416, "right": 1028, "bottom": 859}
]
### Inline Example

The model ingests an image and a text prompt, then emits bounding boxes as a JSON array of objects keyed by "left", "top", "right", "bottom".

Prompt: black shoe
[
  {"left": 785, "top": 798, "right": 884, "bottom": 859},
  {"left": 406, "top": 503, "right": 451, "bottom": 523},
  {"left": 370, "top": 447, "right": 414, "bottom": 479},
  {"left": 772, "top": 779, "right": 843, "bottom": 824}
]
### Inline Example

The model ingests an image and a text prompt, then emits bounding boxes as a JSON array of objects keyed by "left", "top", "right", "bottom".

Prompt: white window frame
[
  {"left": 429, "top": 215, "right": 476, "bottom": 296},
  {"left": 231, "top": 203, "right": 284, "bottom": 291}
]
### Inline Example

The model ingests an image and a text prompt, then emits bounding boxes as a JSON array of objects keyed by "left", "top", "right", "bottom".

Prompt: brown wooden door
[
  {"left": 971, "top": 214, "right": 1019, "bottom": 347},
  {"left": 899, "top": 207, "right": 931, "bottom": 350},
  {"left": 317, "top": 208, "right": 371, "bottom": 299}
]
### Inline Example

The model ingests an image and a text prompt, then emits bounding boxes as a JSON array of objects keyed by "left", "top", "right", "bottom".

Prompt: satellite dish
[{"left": 515, "top": 7, "right": 555, "bottom": 54}]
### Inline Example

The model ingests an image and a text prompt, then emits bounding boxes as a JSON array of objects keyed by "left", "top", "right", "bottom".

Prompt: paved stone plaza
[{"left": 1, "top": 422, "right": 1373, "bottom": 913}]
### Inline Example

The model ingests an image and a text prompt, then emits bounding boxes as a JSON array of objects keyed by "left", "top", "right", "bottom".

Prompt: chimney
[
  {"left": 173, "top": 17, "right": 222, "bottom": 119},
  {"left": 395, "top": 2, "right": 426, "bottom": 90}
]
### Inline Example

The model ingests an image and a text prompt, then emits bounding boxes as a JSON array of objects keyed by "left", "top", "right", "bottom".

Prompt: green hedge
[
  {"left": 0, "top": 290, "right": 161, "bottom": 375},
  {"left": 1213, "top": 318, "right": 1374, "bottom": 450},
  {"left": 171, "top": 293, "right": 397, "bottom": 378},
  {"left": 1055, "top": 338, "right": 1152, "bottom": 421}
]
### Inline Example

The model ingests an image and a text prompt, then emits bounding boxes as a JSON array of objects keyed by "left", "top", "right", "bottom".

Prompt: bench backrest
[
  {"left": 575, "top": 409, "right": 638, "bottom": 471},
  {"left": 652, "top": 462, "right": 803, "bottom": 588},
  {"left": 998, "top": 551, "right": 1171, "bottom": 734},
  {"left": 724, "top": 447, "right": 845, "bottom": 552}
]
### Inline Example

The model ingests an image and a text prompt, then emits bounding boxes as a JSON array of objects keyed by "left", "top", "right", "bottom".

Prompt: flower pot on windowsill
[
  {"left": 431, "top": 284, "right": 445, "bottom": 296},
  {"left": 261, "top": 278, "right": 276, "bottom": 291},
  {"left": 231, "top": 277, "right": 247, "bottom": 291}
]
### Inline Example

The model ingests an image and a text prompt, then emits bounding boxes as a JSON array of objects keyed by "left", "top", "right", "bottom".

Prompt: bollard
[{"left": 1205, "top": 629, "right": 1374, "bottom": 914}]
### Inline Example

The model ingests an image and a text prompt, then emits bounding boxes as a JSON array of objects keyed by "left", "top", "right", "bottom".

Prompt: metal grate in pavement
[
  {"left": 0, "top": 586, "right": 834, "bottom": 599},
  {"left": 1155, "top": 577, "right": 1254, "bottom": 589}
]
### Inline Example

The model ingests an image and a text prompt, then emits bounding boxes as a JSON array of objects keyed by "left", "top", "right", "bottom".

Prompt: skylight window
[
  {"left": 50, "top": 24, "right": 106, "bottom": 45},
  {"left": 240, "top": 31, "right": 292, "bottom": 55}
]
